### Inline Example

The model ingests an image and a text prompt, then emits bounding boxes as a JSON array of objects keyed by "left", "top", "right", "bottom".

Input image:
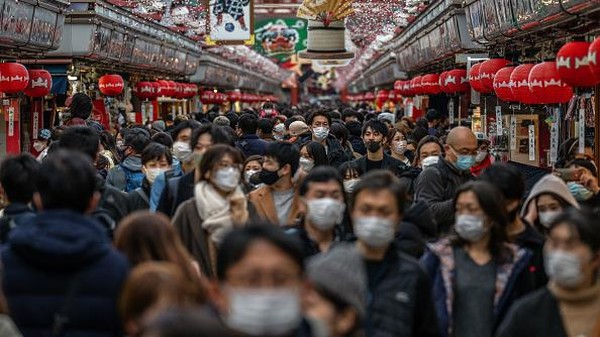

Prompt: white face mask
[
  {"left": 544, "top": 250, "right": 585, "bottom": 288},
  {"left": 421, "top": 155, "right": 439, "bottom": 169},
  {"left": 539, "top": 210, "right": 561, "bottom": 228},
  {"left": 394, "top": 140, "right": 407, "bottom": 155},
  {"left": 343, "top": 179, "right": 360, "bottom": 194},
  {"left": 116, "top": 140, "right": 124, "bottom": 150},
  {"left": 33, "top": 141, "right": 46, "bottom": 152},
  {"left": 455, "top": 214, "right": 487, "bottom": 242},
  {"left": 244, "top": 169, "right": 259, "bottom": 183},
  {"left": 225, "top": 287, "right": 302, "bottom": 336},
  {"left": 354, "top": 216, "right": 395, "bottom": 248},
  {"left": 145, "top": 167, "right": 165, "bottom": 184},
  {"left": 306, "top": 198, "right": 345, "bottom": 231},
  {"left": 213, "top": 167, "right": 241, "bottom": 192},
  {"left": 475, "top": 150, "right": 487, "bottom": 163},
  {"left": 313, "top": 127, "right": 329, "bottom": 141},
  {"left": 299, "top": 157, "right": 315, "bottom": 172},
  {"left": 172, "top": 141, "right": 192, "bottom": 161}
]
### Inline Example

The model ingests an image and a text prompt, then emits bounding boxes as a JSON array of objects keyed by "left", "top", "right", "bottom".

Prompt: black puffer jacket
[
  {"left": 365, "top": 244, "right": 439, "bottom": 337},
  {"left": 297, "top": 134, "right": 349, "bottom": 168}
]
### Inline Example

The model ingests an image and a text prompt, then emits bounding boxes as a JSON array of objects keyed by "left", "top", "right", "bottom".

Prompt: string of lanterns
[{"left": 0, "top": 63, "right": 53, "bottom": 97}]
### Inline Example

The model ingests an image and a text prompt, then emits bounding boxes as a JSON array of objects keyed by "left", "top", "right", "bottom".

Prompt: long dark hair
[
  {"left": 452, "top": 181, "right": 512, "bottom": 263},
  {"left": 302, "top": 141, "right": 328, "bottom": 167}
]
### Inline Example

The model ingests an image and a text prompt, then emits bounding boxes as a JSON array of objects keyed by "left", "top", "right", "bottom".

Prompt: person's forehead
[
  {"left": 307, "top": 180, "right": 342, "bottom": 194},
  {"left": 354, "top": 188, "right": 397, "bottom": 207},
  {"left": 228, "top": 240, "right": 301, "bottom": 273},
  {"left": 313, "top": 116, "right": 328, "bottom": 123}
]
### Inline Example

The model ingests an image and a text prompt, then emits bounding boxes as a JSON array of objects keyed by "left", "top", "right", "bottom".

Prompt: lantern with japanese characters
[
  {"left": 410, "top": 76, "right": 423, "bottom": 95},
  {"left": 444, "top": 69, "right": 470, "bottom": 94},
  {"left": 493, "top": 66, "right": 516, "bottom": 102},
  {"left": 0, "top": 63, "right": 29, "bottom": 94},
  {"left": 510, "top": 64, "right": 538, "bottom": 105},
  {"left": 135, "top": 82, "right": 156, "bottom": 100},
  {"left": 479, "top": 59, "right": 510, "bottom": 92},
  {"left": 589, "top": 37, "right": 600, "bottom": 80},
  {"left": 556, "top": 41, "right": 599, "bottom": 87},
  {"left": 24, "top": 69, "right": 52, "bottom": 97},
  {"left": 528, "top": 61, "right": 573, "bottom": 104},
  {"left": 420, "top": 74, "right": 441, "bottom": 95},
  {"left": 98, "top": 74, "right": 124, "bottom": 96},
  {"left": 469, "top": 63, "right": 486, "bottom": 93}
]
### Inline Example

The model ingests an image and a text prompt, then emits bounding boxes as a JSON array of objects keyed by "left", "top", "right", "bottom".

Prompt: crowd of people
[{"left": 0, "top": 92, "right": 599, "bottom": 337}]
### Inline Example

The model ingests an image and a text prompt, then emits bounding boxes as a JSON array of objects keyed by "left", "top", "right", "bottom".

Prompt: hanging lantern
[
  {"left": 151, "top": 82, "right": 162, "bottom": 97},
  {"left": 556, "top": 41, "right": 599, "bottom": 87},
  {"left": 134, "top": 82, "right": 156, "bottom": 100},
  {"left": 376, "top": 90, "right": 389, "bottom": 105},
  {"left": 98, "top": 74, "right": 124, "bottom": 96},
  {"left": 439, "top": 71, "right": 450, "bottom": 93},
  {"left": 200, "top": 90, "right": 216, "bottom": 103},
  {"left": 173, "top": 83, "right": 184, "bottom": 99},
  {"left": 156, "top": 80, "right": 171, "bottom": 97},
  {"left": 444, "top": 69, "right": 470, "bottom": 94},
  {"left": 590, "top": 37, "right": 600, "bottom": 80},
  {"left": 510, "top": 64, "right": 538, "bottom": 105},
  {"left": 528, "top": 61, "right": 573, "bottom": 104},
  {"left": 493, "top": 66, "right": 516, "bottom": 102},
  {"left": 364, "top": 91, "right": 375, "bottom": 101},
  {"left": 401, "top": 80, "right": 414, "bottom": 96},
  {"left": 394, "top": 80, "right": 404, "bottom": 95},
  {"left": 420, "top": 74, "right": 441, "bottom": 95},
  {"left": 0, "top": 63, "right": 29, "bottom": 94},
  {"left": 388, "top": 89, "right": 398, "bottom": 102},
  {"left": 24, "top": 69, "right": 52, "bottom": 97},
  {"left": 469, "top": 63, "right": 487, "bottom": 93},
  {"left": 479, "top": 59, "right": 510, "bottom": 92},
  {"left": 410, "top": 76, "right": 423, "bottom": 95},
  {"left": 228, "top": 91, "right": 242, "bottom": 102}
]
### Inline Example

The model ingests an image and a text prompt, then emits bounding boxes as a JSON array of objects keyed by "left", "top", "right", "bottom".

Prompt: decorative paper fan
[{"left": 297, "top": 0, "right": 354, "bottom": 25}]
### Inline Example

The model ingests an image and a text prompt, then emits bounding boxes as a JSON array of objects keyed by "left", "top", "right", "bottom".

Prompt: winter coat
[
  {"left": 297, "top": 134, "right": 348, "bottom": 168},
  {"left": 149, "top": 165, "right": 183, "bottom": 212},
  {"left": 157, "top": 170, "right": 195, "bottom": 217},
  {"left": 171, "top": 200, "right": 213, "bottom": 277},
  {"left": 0, "top": 203, "right": 36, "bottom": 244},
  {"left": 248, "top": 184, "right": 302, "bottom": 226},
  {"left": 420, "top": 239, "right": 534, "bottom": 337},
  {"left": 106, "top": 155, "right": 143, "bottom": 192},
  {"left": 365, "top": 244, "right": 439, "bottom": 337},
  {"left": 94, "top": 174, "right": 128, "bottom": 236},
  {"left": 1, "top": 210, "right": 129, "bottom": 337},
  {"left": 126, "top": 179, "right": 151, "bottom": 212},
  {"left": 414, "top": 157, "right": 473, "bottom": 234},
  {"left": 351, "top": 153, "right": 407, "bottom": 177},
  {"left": 349, "top": 135, "right": 366, "bottom": 156},
  {"left": 495, "top": 288, "right": 568, "bottom": 337},
  {"left": 236, "top": 134, "right": 269, "bottom": 157},
  {"left": 283, "top": 223, "right": 345, "bottom": 258}
]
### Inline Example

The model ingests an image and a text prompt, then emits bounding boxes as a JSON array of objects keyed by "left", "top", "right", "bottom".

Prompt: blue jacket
[
  {"left": 420, "top": 239, "right": 534, "bottom": 337},
  {"left": 2, "top": 210, "right": 129, "bottom": 337},
  {"left": 236, "top": 134, "right": 269, "bottom": 157}
]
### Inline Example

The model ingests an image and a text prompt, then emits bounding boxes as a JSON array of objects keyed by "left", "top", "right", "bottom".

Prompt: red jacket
[{"left": 471, "top": 154, "right": 493, "bottom": 176}]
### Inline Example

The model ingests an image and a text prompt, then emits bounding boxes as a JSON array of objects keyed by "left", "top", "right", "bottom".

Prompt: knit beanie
[{"left": 306, "top": 244, "right": 367, "bottom": 319}]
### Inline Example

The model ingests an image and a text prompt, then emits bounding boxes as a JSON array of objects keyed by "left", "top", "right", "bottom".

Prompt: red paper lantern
[
  {"left": 388, "top": 90, "right": 398, "bottom": 101},
  {"left": 135, "top": 81, "right": 156, "bottom": 100},
  {"left": 394, "top": 80, "right": 403, "bottom": 92},
  {"left": 420, "top": 74, "right": 441, "bottom": 95},
  {"left": 151, "top": 82, "right": 162, "bottom": 97},
  {"left": 98, "top": 74, "right": 124, "bottom": 96},
  {"left": 0, "top": 63, "right": 29, "bottom": 94},
  {"left": 469, "top": 63, "right": 487, "bottom": 93},
  {"left": 376, "top": 90, "right": 389, "bottom": 104},
  {"left": 493, "top": 66, "right": 516, "bottom": 102},
  {"left": 173, "top": 83, "right": 184, "bottom": 99},
  {"left": 479, "top": 59, "right": 510, "bottom": 92},
  {"left": 24, "top": 69, "right": 52, "bottom": 97},
  {"left": 156, "top": 80, "right": 170, "bottom": 97},
  {"left": 228, "top": 91, "right": 242, "bottom": 102},
  {"left": 590, "top": 37, "right": 600, "bottom": 80},
  {"left": 439, "top": 71, "right": 449, "bottom": 93},
  {"left": 529, "top": 61, "right": 573, "bottom": 104},
  {"left": 510, "top": 64, "right": 538, "bottom": 105},
  {"left": 364, "top": 92, "right": 375, "bottom": 101},
  {"left": 556, "top": 41, "right": 600, "bottom": 87},
  {"left": 410, "top": 76, "right": 423, "bottom": 95},
  {"left": 185, "top": 84, "right": 198, "bottom": 98},
  {"left": 401, "top": 81, "right": 414, "bottom": 96},
  {"left": 200, "top": 90, "right": 216, "bottom": 103},
  {"left": 444, "top": 69, "right": 470, "bottom": 94}
]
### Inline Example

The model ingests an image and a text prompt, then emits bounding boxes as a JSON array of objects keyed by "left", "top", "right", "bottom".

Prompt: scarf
[{"left": 194, "top": 181, "right": 248, "bottom": 244}]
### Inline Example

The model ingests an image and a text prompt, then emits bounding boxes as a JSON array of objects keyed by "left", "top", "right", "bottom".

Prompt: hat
[
  {"left": 289, "top": 121, "right": 309, "bottom": 137},
  {"left": 38, "top": 129, "right": 51, "bottom": 141},
  {"left": 521, "top": 174, "right": 580, "bottom": 217},
  {"left": 152, "top": 120, "right": 166, "bottom": 132},
  {"left": 213, "top": 116, "right": 230, "bottom": 127},
  {"left": 474, "top": 132, "right": 490, "bottom": 145},
  {"left": 378, "top": 112, "right": 395, "bottom": 125},
  {"left": 306, "top": 244, "right": 367, "bottom": 319}
]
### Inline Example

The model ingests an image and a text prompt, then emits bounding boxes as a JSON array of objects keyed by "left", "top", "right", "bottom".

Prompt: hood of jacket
[
  {"left": 521, "top": 174, "right": 580, "bottom": 217},
  {"left": 9, "top": 210, "right": 112, "bottom": 271},
  {"left": 121, "top": 155, "right": 142, "bottom": 172}
]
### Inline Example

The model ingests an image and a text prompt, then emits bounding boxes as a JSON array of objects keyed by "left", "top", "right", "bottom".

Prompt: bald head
[{"left": 444, "top": 127, "right": 478, "bottom": 166}]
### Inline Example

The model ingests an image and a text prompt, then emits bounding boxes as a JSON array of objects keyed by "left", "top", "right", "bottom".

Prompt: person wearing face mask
[
  {"left": 412, "top": 136, "right": 443, "bottom": 169},
  {"left": 481, "top": 163, "right": 548, "bottom": 290},
  {"left": 171, "top": 145, "right": 249, "bottom": 277},
  {"left": 350, "top": 170, "right": 438, "bottom": 337},
  {"left": 242, "top": 155, "right": 263, "bottom": 193},
  {"left": 211, "top": 225, "right": 328, "bottom": 337},
  {"left": 299, "top": 141, "right": 329, "bottom": 174},
  {"left": 273, "top": 122, "right": 287, "bottom": 141},
  {"left": 521, "top": 174, "right": 580, "bottom": 233},
  {"left": 248, "top": 141, "right": 302, "bottom": 226},
  {"left": 388, "top": 128, "right": 411, "bottom": 167},
  {"left": 496, "top": 208, "right": 600, "bottom": 337},
  {"left": 127, "top": 143, "right": 173, "bottom": 212},
  {"left": 350, "top": 120, "right": 407, "bottom": 176},
  {"left": 284, "top": 167, "right": 349, "bottom": 258},
  {"left": 305, "top": 245, "right": 367, "bottom": 337},
  {"left": 33, "top": 129, "right": 52, "bottom": 162},
  {"left": 470, "top": 134, "right": 493, "bottom": 176},
  {"left": 414, "top": 126, "right": 477, "bottom": 234},
  {"left": 421, "top": 181, "right": 535, "bottom": 337},
  {"left": 235, "top": 113, "right": 269, "bottom": 157},
  {"left": 338, "top": 161, "right": 363, "bottom": 198},
  {"left": 106, "top": 127, "right": 151, "bottom": 192},
  {"left": 296, "top": 110, "right": 346, "bottom": 168},
  {"left": 566, "top": 159, "right": 600, "bottom": 211}
]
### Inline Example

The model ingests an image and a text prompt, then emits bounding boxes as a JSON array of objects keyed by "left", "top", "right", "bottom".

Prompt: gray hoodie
[
  {"left": 520, "top": 174, "right": 580, "bottom": 217},
  {"left": 105, "top": 155, "right": 143, "bottom": 192}
]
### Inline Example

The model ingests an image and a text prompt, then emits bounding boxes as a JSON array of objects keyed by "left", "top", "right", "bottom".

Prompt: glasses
[{"left": 450, "top": 145, "right": 478, "bottom": 156}]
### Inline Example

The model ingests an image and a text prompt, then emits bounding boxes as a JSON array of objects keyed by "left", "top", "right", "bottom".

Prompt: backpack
[{"left": 120, "top": 165, "right": 144, "bottom": 193}]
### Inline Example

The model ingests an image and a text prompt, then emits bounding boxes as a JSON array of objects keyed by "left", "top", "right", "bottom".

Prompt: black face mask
[
  {"left": 367, "top": 141, "right": 382, "bottom": 153},
  {"left": 259, "top": 168, "right": 281, "bottom": 185}
]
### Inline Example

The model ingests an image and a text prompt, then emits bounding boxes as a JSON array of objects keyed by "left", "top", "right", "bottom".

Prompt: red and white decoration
[
  {"left": 443, "top": 69, "right": 470, "bottom": 94},
  {"left": 479, "top": 59, "right": 510, "bottom": 93},
  {"left": 420, "top": 74, "right": 441, "bottom": 95},
  {"left": 98, "top": 74, "right": 124, "bottom": 96},
  {"left": 587, "top": 37, "right": 600, "bottom": 81},
  {"left": 510, "top": 64, "right": 538, "bottom": 105},
  {"left": 134, "top": 81, "right": 156, "bottom": 100},
  {"left": 556, "top": 41, "right": 600, "bottom": 88},
  {"left": 0, "top": 63, "right": 29, "bottom": 94},
  {"left": 528, "top": 61, "right": 573, "bottom": 104},
  {"left": 24, "top": 69, "right": 52, "bottom": 97},
  {"left": 469, "top": 63, "right": 487, "bottom": 93},
  {"left": 493, "top": 66, "right": 516, "bottom": 102}
]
